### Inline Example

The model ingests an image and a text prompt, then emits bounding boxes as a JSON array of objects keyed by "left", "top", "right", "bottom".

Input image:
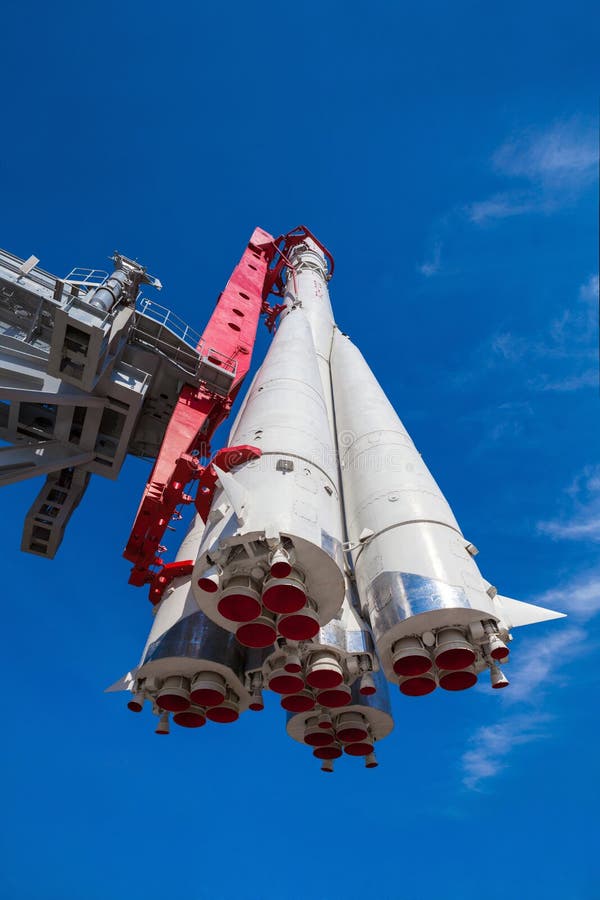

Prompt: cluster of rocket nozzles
[{"left": 111, "top": 235, "right": 564, "bottom": 773}]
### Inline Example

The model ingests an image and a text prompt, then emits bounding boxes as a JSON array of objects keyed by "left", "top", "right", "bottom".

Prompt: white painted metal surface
[
  {"left": 112, "top": 515, "right": 252, "bottom": 728},
  {"left": 329, "top": 328, "right": 564, "bottom": 686},
  {"left": 192, "top": 303, "right": 346, "bottom": 640}
]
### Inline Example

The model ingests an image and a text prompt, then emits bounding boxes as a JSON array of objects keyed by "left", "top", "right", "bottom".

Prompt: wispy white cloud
[
  {"left": 418, "top": 240, "right": 442, "bottom": 277},
  {"left": 459, "top": 272, "right": 598, "bottom": 396},
  {"left": 419, "top": 120, "right": 597, "bottom": 275},
  {"left": 538, "top": 464, "right": 600, "bottom": 543},
  {"left": 536, "top": 567, "right": 600, "bottom": 620},
  {"left": 566, "top": 464, "right": 600, "bottom": 497},
  {"left": 534, "top": 369, "right": 598, "bottom": 392},
  {"left": 469, "top": 193, "right": 539, "bottom": 224},
  {"left": 467, "top": 119, "right": 598, "bottom": 224},
  {"left": 456, "top": 401, "right": 535, "bottom": 460},
  {"left": 580, "top": 274, "right": 599, "bottom": 303},
  {"left": 538, "top": 515, "right": 600, "bottom": 540},
  {"left": 462, "top": 713, "right": 551, "bottom": 790},
  {"left": 501, "top": 626, "right": 587, "bottom": 704},
  {"left": 492, "top": 122, "right": 598, "bottom": 188},
  {"left": 461, "top": 561, "right": 600, "bottom": 790}
]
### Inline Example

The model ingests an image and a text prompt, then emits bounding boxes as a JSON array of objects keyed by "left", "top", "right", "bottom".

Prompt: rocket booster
[
  {"left": 110, "top": 515, "right": 260, "bottom": 731},
  {"left": 330, "top": 330, "right": 564, "bottom": 693},
  {"left": 286, "top": 668, "right": 393, "bottom": 772},
  {"left": 192, "top": 246, "right": 346, "bottom": 648}
]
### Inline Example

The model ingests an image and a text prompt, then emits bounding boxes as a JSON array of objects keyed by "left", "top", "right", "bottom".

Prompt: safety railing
[
  {"left": 62, "top": 267, "right": 110, "bottom": 288},
  {"left": 132, "top": 297, "right": 237, "bottom": 382}
]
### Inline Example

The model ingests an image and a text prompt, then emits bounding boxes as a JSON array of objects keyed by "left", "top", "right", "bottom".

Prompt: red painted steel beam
[{"left": 124, "top": 227, "right": 275, "bottom": 586}]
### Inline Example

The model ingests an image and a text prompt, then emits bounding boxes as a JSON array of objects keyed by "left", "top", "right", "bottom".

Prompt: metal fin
[
  {"left": 494, "top": 595, "right": 567, "bottom": 629},
  {"left": 104, "top": 669, "right": 138, "bottom": 693}
]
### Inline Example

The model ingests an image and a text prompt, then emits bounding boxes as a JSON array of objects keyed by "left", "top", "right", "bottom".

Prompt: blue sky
[{"left": 1, "top": 2, "right": 598, "bottom": 898}]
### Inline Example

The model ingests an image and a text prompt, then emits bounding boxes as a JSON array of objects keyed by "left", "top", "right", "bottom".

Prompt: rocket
[
  {"left": 108, "top": 514, "right": 262, "bottom": 732},
  {"left": 113, "top": 227, "right": 564, "bottom": 768}
]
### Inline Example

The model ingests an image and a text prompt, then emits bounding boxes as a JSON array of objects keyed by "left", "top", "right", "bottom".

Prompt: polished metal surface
[
  {"left": 367, "top": 570, "right": 472, "bottom": 625},
  {"left": 143, "top": 610, "right": 247, "bottom": 682}
]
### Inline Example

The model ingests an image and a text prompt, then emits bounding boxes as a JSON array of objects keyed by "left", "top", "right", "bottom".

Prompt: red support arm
[{"left": 124, "top": 227, "right": 274, "bottom": 587}]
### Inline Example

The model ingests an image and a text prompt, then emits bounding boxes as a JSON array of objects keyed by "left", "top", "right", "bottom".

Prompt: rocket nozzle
[
  {"left": 434, "top": 628, "right": 477, "bottom": 672},
  {"left": 268, "top": 667, "right": 305, "bottom": 695},
  {"left": 173, "top": 705, "right": 207, "bottom": 728},
  {"left": 127, "top": 692, "right": 144, "bottom": 713},
  {"left": 269, "top": 546, "right": 292, "bottom": 579},
  {"left": 262, "top": 575, "right": 306, "bottom": 614},
  {"left": 335, "top": 713, "right": 369, "bottom": 744},
  {"left": 190, "top": 672, "right": 227, "bottom": 707},
  {"left": 206, "top": 695, "right": 240, "bottom": 723},
  {"left": 392, "top": 637, "right": 433, "bottom": 677},
  {"left": 249, "top": 689, "right": 265, "bottom": 711},
  {"left": 490, "top": 664, "right": 509, "bottom": 689},
  {"left": 365, "top": 752, "right": 378, "bottom": 769},
  {"left": 438, "top": 667, "right": 478, "bottom": 691},
  {"left": 280, "top": 691, "right": 315, "bottom": 713},
  {"left": 306, "top": 651, "right": 344, "bottom": 689},
  {"left": 236, "top": 614, "right": 277, "bottom": 648},
  {"left": 359, "top": 672, "right": 377, "bottom": 695},
  {"left": 197, "top": 565, "right": 221, "bottom": 594},
  {"left": 277, "top": 608, "right": 320, "bottom": 641},
  {"left": 155, "top": 712, "right": 170, "bottom": 735},
  {"left": 156, "top": 675, "right": 191, "bottom": 712},
  {"left": 398, "top": 673, "right": 437, "bottom": 696},
  {"left": 218, "top": 577, "right": 262, "bottom": 624}
]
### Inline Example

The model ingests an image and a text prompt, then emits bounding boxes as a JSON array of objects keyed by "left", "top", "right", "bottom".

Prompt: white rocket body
[
  {"left": 191, "top": 302, "right": 346, "bottom": 644},
  {"left": 112, "top": 515, "right": 252, "bottom": 726},
  {"left": 329, "top": 329, "right": 564, "bottom": 686}
]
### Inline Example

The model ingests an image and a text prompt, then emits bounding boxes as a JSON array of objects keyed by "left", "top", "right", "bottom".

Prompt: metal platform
[{"left": 0, "top": 247, "right": 237, "bottom": 557}]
